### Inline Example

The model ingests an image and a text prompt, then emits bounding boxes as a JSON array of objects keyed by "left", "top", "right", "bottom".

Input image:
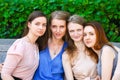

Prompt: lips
[
  {"left": 38, "top": 30, "right": 45, "bottom": 35},
  {"left": 85, "top": 40, "right": 91, "bottom": 45},
  {"left": 74, "top": 36, "right": 80, "bottom": 39}
]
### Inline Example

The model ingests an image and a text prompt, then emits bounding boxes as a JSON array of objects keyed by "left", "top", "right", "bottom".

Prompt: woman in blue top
[
  {"left": 33, "top": 10, "right": 70, "bottom": 80},
  {"left": 83, "top": 21, "right": 118, "bottom": 80}
]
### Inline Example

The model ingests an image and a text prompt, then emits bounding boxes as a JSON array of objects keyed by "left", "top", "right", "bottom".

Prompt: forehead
[
  {"left": 84, "top": 25, "right": 95, "bottom": 32},
  {"left": 68, "top": 22, "right": 83, "bottom": 30},
  {"left": 32, "top": 17, "right": 47, "bottom": 23},
  {"left": 51, "top": 19, "right": 66, "bottom": 25}
]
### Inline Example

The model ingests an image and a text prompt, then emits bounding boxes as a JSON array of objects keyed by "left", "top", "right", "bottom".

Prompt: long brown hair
[
  {"left": 84, "top": 21, "right": 117, "bottom": 62},
  {"left": 84, "top": 21, "right": 114, "bottom": 50},
  {"left": 66, "top": 15, "right": 86, "bottom": 62},
  {"left": 22, "top": 11, "right": 48, "bottom": 51}
]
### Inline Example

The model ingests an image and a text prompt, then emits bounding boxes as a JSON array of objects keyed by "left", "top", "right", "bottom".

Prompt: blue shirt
[{"left": 33, "top": 42, "right": 67, "bottom": 80}]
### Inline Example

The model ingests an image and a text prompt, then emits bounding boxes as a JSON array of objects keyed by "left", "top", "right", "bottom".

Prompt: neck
[
  {"left": 75, "top": 41, "right": 85, "bottom": 51},
  {"left": 49, "top": 38, "right": 64, "bottom": 45},
  {"left": 92, "top": 48, "right": 100, "bottom": 55},
  {"left": 26, "top": 33, "right": 38, "bottom": 44}
]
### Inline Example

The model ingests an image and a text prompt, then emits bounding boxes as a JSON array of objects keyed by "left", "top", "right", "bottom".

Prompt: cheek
[
  {"left": 43, "top": 27, "right": 46, "bottom": 33},
  {"left": 79, "top": 32, "right": 84, "bottom": 36},
  {"left": 69, "top": 33, "right": 73, "bottom": 38},
  {"left": 62, "top": 28, "right": 66, "bottom": 34},
  {"left": 93, "top": 37, "right": 96, "bottom": 44},
  {"left": 50, "top": 28, "right": 55, "bottom": 33}
]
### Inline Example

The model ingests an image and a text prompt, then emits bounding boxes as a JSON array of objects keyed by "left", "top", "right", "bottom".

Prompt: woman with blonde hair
[{"left": 62, "top": 15, "right": 98, "bottom": 80}]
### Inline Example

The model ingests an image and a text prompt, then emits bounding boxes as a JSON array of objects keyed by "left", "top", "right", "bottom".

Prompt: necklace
[{"left": 53, "top": 48, "right": 58, "bottom": 55}]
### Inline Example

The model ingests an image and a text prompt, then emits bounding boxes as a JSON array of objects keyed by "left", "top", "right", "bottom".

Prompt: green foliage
[{"left": 0, "top": 0, "right": 120, "bottom": 42}]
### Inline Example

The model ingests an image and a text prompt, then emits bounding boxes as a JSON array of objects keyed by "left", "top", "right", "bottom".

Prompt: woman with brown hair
[
  {"left": 1, "top": 11, "right": 48, "bottom": 80},
  {"left": 83, "top": 21, "right": 119, "bottom": 80}
]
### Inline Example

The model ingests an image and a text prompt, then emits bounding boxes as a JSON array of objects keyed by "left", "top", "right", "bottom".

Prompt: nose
[
  {"left": 39, "top": 25, "right": 43, "bottom": 29},
  {"left": 74, "top": 31, "right": 78, "bottom": 36},
  {"left": 85, "top": 34, "right": 90, "bottom": 39},
  {"left": 56, "top": 27, "right": 60, "bottom": 32}
]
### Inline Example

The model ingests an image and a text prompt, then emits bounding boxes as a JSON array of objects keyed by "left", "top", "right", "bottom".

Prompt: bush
[{"left": 0, "top": 0, "right": 120, "bottom": 42}]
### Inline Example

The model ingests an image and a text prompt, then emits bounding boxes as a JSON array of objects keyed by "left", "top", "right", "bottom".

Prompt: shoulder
[
  {"left": 102, "top": 45, "right": 115, "bottom": 53},
  {"left": 12, "top": 38, "right": 26, "bottom": 47},
  {"left": 62, "top": 51, "right": 69, "bottom": 61},
  {"left": 7, "top": 38, "right": 26, "bottom": 56},
  {"left": 101, "top": 45, "right": 115, "bottom": 58}
]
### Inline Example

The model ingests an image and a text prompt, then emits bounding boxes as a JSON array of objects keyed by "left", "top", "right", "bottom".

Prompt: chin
[{"left": 85, "top": 44, "right": 92, "bottom": 48}]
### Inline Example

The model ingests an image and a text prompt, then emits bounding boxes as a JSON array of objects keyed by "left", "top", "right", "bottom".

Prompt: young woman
[
  {"left": 33, "top": 10, "right": 70, "bottom": 80},
  {"left": 62, "top": 15, "right": 98, "bottom": 80},
  {"left": 1, "top": 11, "right": 48, "bottom": 80},
  {"left": 83, "top": 21, "right": 119, "bottom": 80}
]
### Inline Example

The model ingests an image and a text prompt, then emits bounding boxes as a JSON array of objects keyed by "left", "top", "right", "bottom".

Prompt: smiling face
[
  {"left": 50, "top": 19, "right": 66, "bottom": 40},
  {"left": 83, "top": 25, "right": 96, "bottom": 48},
  {"left": 28, "top": 16, "right": 47, "bottom": 37},
  {"left": 68, "top": 22, "right": 83, "bottom": 42}
]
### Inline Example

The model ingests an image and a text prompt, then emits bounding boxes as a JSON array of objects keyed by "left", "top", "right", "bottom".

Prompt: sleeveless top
[
  {"left": 33, "top": 42, "right": 68, "bottom": 80},
  {"left": 97, "top": 45, "right": 118, "bottom": 78},
  {"left": 72, "top": 52, "right": 97, "bottom": 80}
]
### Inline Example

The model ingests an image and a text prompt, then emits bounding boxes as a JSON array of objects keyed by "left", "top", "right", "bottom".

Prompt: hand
[{"left": 94, "top": 75, "right": 101, "bottom": 80}]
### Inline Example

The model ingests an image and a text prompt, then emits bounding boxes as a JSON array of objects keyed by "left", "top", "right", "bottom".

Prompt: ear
[{"left": 27, "top": 22, "right": 31, "bottom": 28}]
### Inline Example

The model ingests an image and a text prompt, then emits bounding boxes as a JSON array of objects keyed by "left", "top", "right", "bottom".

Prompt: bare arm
[
  {"left": 101, "top": 46, "right": 115, "bottom": 80},
  {"left": 1, "top": 75, "right": 14, "bottom": 80},
  {"left": 62, "top": 52, "right": 74, "bottom": 80}
]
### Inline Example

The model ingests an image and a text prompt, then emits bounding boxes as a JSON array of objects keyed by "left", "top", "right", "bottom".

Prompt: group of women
[{"left": 0, "top": 10, "right": 120, "bottom": 80}]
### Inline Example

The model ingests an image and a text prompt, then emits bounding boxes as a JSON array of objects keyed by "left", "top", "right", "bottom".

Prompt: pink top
[{"left": 1, "top": 37, "right": 39, "bottom": 80}]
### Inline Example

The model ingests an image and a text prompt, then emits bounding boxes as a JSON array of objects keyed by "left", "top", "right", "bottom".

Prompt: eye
[
  {"left": 43, "top": 23, "right": 46, "bottom": 27},
  {"left": 89, "top": 32, "right": 94, "bottom": 35},
  {"left": 77, "top": 29, "right": 81, "bottom": 31},
  {"left": 60, "top": 25, "right": 65, "bottom": 28},
  {"left": 35, "top": 22, "right": 40, "bottom": 25},
  {"left": 69, "top": 30, "right": 74, "bottom": 33},
  {"left": 51, "top": 25, "right": 57, "bottom": 28}
]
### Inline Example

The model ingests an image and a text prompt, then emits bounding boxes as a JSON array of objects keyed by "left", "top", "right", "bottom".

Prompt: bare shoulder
[
  {"left": 102, "top": 45, "right": 115, "bottom": 57},
  {"left": 102, "top": 45, "right": 114, "bottom": 52}
]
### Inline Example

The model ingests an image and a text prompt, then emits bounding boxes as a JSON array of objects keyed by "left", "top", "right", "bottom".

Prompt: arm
[
  {"left": 62, "top": 52, "right": 74, "bottom": 80},
  {"left": 101, "top": 46, "right": 115, "bottom": 80},
  {"left": 1, "top": 54, "right": 22, "bottom": 80}
]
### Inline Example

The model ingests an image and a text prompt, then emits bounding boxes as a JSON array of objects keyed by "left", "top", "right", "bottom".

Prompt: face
[
  {"left": 68, "top": 22, "right": 83, "bottom": 42},
  {"left": 50, "top": 19, "right": 66, "bottom": 40},
  {"left": 83, "top": 26, "right": 96, "bottom": 48},
  {"left": 28, "top": 17, "right": 47, "bottom": 37}
]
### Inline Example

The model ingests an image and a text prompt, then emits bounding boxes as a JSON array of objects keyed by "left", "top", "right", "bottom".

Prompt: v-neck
[{"left": 47, "top": 42, "right": 65, "bottom": 60}]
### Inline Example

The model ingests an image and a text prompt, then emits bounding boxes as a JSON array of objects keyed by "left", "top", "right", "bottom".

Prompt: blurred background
[{"left": 0, "top": 0, "right": 120, "bottom": 42}]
